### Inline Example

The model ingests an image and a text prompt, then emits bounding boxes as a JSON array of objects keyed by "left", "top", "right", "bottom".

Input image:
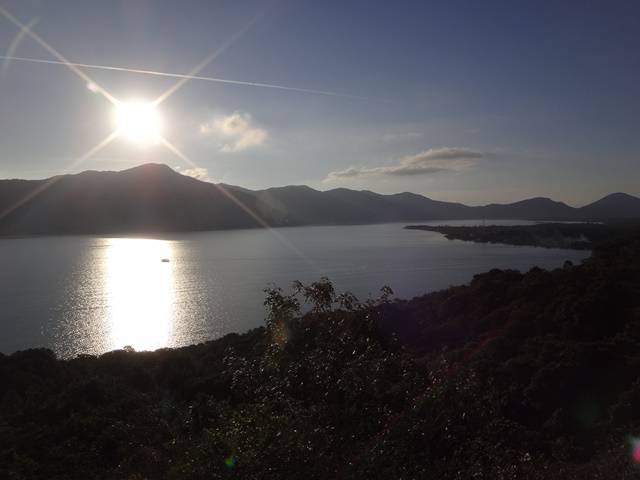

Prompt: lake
[{"left": 0, "top": 221, "right": 589, "bottom": 358}]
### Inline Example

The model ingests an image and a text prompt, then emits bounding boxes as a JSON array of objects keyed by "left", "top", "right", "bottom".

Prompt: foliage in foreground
[{"left": 2, "top": 235, "right": 640, "bottom": 479}]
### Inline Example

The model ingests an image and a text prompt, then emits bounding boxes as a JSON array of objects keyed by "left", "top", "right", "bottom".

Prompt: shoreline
[{"left": 405, "top": 222, "right": 640, "bottom": 251}]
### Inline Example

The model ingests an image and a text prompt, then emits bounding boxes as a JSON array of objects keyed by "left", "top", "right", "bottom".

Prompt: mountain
[
  {"left": 474, "top": 197, "right": 577, "bottom": 220},
  {"left": 0, "top": 164, "right": 265, "bottom": 235},
  {"left": 0, "top": 163, "right": 638, "bottom": 235},
  {"left": 578, "top": 192, "right": 640, "bottom": 219},
  {"left": 253, "top": 187, "right": 474, "bottom": 225}
]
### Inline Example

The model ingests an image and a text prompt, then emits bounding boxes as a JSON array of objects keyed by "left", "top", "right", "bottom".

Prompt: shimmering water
[{"left": 0, "top": 222, "right": 589, "bottom": 358}]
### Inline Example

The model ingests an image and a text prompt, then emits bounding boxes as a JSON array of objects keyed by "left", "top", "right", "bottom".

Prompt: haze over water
[{"left": 0, "top": 222, "right": 589, "bottom": 358}]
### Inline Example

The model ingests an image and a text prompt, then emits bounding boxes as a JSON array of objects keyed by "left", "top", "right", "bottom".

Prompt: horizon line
[{"left": 0, "top": 162, "right": 636, "bottom": 209}]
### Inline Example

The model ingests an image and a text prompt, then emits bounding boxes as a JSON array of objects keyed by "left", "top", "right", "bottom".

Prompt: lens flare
[
  {"left": 224, "top": 455, "right": 237, "bottom": 469},
  {"left": 631, "top": 437, "right": 640, "bottom": 463}
]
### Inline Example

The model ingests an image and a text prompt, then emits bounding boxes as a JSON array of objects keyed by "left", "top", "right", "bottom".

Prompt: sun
[{"left": 114, "top": 100, "right": 162, "bottom": 145}]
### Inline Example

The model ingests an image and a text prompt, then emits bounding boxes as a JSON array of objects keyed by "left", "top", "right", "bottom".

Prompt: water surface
[{"left": 0, "top": 222, "right": 589, "bottom": 357}]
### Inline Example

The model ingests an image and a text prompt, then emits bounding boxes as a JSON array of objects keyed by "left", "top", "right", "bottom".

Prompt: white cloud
[
  {"left": 325, "top": 147, "right": 484, "bottom": 181},
  {"left": 200, "top": 111, "right": 268, "bottom": 152},
  {"left": 174, "top": 166, "right": 214, "bottom": 182}
]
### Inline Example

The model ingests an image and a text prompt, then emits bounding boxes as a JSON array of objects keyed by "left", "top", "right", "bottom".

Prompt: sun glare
[
  {"left": 106, "top": 238, "right": 175, "bottom": 351},
  {"left": 114, "top": 100, "right": 162, "bottom": 145}
]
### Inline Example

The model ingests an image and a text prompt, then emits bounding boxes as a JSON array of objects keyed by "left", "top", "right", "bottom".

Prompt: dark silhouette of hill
[
  {"left": 2, "top": 233, "right": 640, "bottom": 478},
  {"left": 1, "top": 163, "right": 639, "bottom": 235},
  {"left": 329, "top": 189, "right": 473, "bottom": 221},
  {"left": 254, "top": 186, "right": 474, "bottom": 225},
  {"left": 0, "top": 164, "right": 264, "bottom": 235},
  {"left": 475, "top": 197, "right": 577, "bottom": 220},
  {"left": 578, "top": 192, "right": 640, "bottom": 219}
]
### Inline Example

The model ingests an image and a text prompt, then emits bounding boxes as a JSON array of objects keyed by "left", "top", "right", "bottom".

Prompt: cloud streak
[
  {"left": 326, "top": 147, "right": 484, "bottom": 181},
  {"left": 200, "top": 111, "right": 268, "bottom": 152}
]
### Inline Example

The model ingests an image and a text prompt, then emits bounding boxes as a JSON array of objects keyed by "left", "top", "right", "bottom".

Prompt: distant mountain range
[{"left": 0, "top": 163, "right": 639, "bottom": 236}]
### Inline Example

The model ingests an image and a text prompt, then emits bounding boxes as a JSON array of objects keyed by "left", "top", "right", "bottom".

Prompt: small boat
[{"left": 161, "top": 258, "right": 170, "bottom": 263}]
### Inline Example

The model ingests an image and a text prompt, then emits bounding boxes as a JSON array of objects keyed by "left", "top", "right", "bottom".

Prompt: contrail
[
  {"left": 153, "top": 9, "right": 265, "bottom": 106},
  {"left": 0, "top": 55, "right": 368, "bottom": 100}
]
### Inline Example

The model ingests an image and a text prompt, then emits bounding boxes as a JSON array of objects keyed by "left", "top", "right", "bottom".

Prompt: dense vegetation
[
  {"left": 2, "top": 232, "right": 640, "bottom": 478},
  {"left": 406, "top": 222, "right": 640, "bottom": 250}
]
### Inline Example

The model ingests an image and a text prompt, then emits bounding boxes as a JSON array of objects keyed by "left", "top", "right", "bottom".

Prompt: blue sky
[{"left": 1, "top": 0, "right": 639, "bottom": 205}]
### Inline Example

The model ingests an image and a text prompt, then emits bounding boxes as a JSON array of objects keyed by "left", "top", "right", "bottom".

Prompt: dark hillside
[
  {"left": 579, "top": 193, "right": 640, "bottom": 219},
  {"left": 2, "top": 164, "right": 639, "bottom": 236},
  {"left": 0, "top": 164, "right": 265, "bottom": 234},
  {"left": 476, "top": 197, "right": 577, "bottom": 219}
]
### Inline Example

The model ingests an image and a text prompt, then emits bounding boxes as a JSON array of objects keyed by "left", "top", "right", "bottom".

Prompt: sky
[{"left": 0, "top": 0, "right": 639, "bottom": 206}]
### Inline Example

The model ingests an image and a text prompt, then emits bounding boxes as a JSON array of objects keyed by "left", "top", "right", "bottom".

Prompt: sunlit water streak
[
  {"left": 105, "top": 238, "right": 174, "bottom": 352},
  {"left": 0, "top": 222, "right": 590, "bottom": 358}
]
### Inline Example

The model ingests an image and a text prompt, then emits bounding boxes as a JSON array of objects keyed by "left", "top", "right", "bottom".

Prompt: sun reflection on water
[{"left": 105, "top": 238, "right": 175, "bottom": 352}]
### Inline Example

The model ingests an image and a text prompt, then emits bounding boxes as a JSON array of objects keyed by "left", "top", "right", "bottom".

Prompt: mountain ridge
[{"left": 0, "top": 163, "right": 638, "bottom": 236}]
